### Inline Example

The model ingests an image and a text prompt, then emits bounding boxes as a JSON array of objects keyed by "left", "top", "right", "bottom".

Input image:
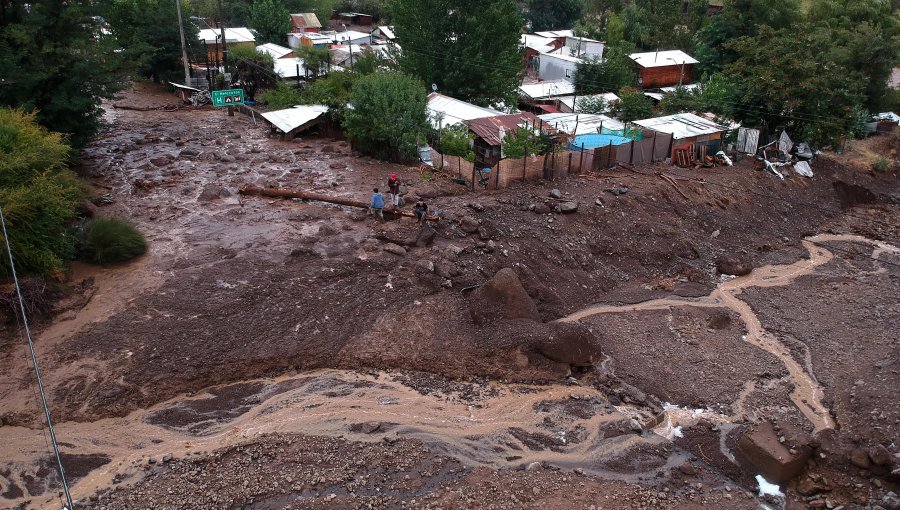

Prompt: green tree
[
  {"left": 614, "top": 86, "right": 653, "bottom": 122},
  {"left": 106, "top": 0, "right": 201, "bottom": 85},
  {"left": 437, "top": 123, "right": 475, "bottom": 163},
  {"left": 575, "top": 95, "right": 608, "bottom": 114},
  {"left": 0, "top": 2, "right": 127, "bottom": 148},
  {"left": 805, "top": 0, "right": 900, "bottom": 111},
  {"left": 724, "top": 26, "right": 864, "bottom": 146},
  {"left": 502, "top": 126, "right": 552, "bottom": 158},
  {"left": 297, "top": 45, "right": 331, "bottom": 79},
  {"left": 249, "top": 0, "right": 291, "bottom": 44},
  {"left": 694, "top": 0, "right": 801, "bottom": 74},
  {"left": 228, "top": 45, "right": 277, "bottom": 99},
  {"left": 694, "top": 73, "right": 735, "bottom": 119},
  {"left": 618, "top": 0, "right": 706, "bottom": 51},
  {"left": 0, "top": 109, "right": 83, "bottom": 276},
  {"left": 299, "top": 70, "right": 355, "bottom": 122},
  {"left": 525, "top": 0, "right": 584, "bottom": 32},
  {"left": 658, "top": 85, "right": 697, "bottom": 115},
  {"left": 344, "top": 72, "right": 428, "bottom": 161},
  {"left": 390, "top": 0, "right": 523, "bottom": 106},
  {"left": 572, "top": 45, "right": 636, "bottom": 94},
  {"left": 188, "top": 0, "right": 253, "bottom": 26},
  {"left": 260, "top": 81, "right": 304, "bottom": 108}
]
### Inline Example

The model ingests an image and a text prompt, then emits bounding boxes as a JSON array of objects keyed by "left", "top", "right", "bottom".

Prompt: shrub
[
  {"left": 260, "top": 82, "right": 304, "bottom": 110},
  {"left": 0, "top": 109, "right": 83, "bottom": 277},
  {"left": 873, "top": 157, "right": 890, "bottom": 174},
  {"left": 79, "top": 217, "right": 148, "bottom": 265}
]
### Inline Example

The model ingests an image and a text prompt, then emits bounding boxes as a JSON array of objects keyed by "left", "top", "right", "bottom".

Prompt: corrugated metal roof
[
  {"left": 291, "top": 13, "right": 322, "bottom": 29},
  {"left": 538, "top": 113, "right": 623, "bottom": 135},
  {"left": 518, "top": 80, "right": 575, "bottom": 99},
  {"left": 198, "top": 27, "right": 255, "bottom": 44},
  {"left": 632, "top": 113, "right": 726, "bottom": 139},
  {"left": 256, "top": 43, "right": 293, "bottom": 59},
  {"left": 261, "top": 105, "right": 329, "bottom": 133},
  {"left": 540, "top": 52, "right": 582, "bottom": 64},
  {"left": 535, "top": 30, "right": 574, "bottom": 38},
  {"left": 521, "top": 34, "right": 554, "bottom": 52},
  {"left": 273, "top": 58, "right": 307, "bottom": 78},
  {"left": 316, "top": 30, "right": 373, "bottom": 44},
  {"left": 659, "top": 83, "right": 701, "bottom": 94},
  {"left": 466, "top": 112, "right": 549, "bottom": 147},
  {"left": 629, "top": 50, "right": 698, "bottom": 68},
  {"left": 377, "top": 26, "right": 396, "bottom": 40},
  {"left": 427, "top": 93, "right": 503, "bottom": 129}
]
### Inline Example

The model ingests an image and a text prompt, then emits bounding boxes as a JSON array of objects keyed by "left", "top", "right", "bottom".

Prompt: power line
[{"left": 0, "top": 205, "right": 74, "bottom": 510}]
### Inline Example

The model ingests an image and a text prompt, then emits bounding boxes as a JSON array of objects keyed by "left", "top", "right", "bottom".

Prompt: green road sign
[{"left": 211, "top": 88, "right": 244, "bottom": 107}]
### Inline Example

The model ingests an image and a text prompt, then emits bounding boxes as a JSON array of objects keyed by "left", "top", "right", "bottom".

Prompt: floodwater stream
[{"left": 1, "top": 234, "right": 896, "bottom": 509}]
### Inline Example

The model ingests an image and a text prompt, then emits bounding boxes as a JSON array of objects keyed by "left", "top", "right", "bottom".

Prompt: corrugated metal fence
[{"left": 430, "top": 131, "right": 674, "bottom": 190}]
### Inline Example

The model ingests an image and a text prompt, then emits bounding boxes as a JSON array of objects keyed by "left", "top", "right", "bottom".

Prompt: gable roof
[
  {"left": 629, "top": 50, "right": 698, "bottom": 68},
  {"left": 256, "top": 43, "right": 293, "bottom": 59},
  {"left": 518, "top": 80, "right": 576, "bottom": 99},
  {"left": 198, "top": 27, "right": 255, "bottom": 44},
  {"left": 466, "top": 112, "right": 550, "bottom": 146},
  {"left": 291, "top": 13, "right": 322, "bottom": 29},
  {"left": 427, "top": 92, "right": 503, "bottom": 129},
  {"left": 535, "top": 30, "right": 574, "bottom": 39},
  {"left": 376, "top": 26, "right": 396, "bottom": 40},
  {"left": 261, "top": 105, "right": 329, "bottom": 133},
  {"left": 632, "top": 113, "right": 725, "bottom": 139}
]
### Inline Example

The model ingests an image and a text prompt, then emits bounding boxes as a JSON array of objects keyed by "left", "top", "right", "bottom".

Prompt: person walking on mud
[
  {"left": 370, "top": 188, "right": 385, "bottom": 220},
  {"left": 387, "top": 172, "right": 401, "bottom": 207}
]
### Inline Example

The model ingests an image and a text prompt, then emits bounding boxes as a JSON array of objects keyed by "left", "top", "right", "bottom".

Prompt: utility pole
[
  {"left": 175, "top": 0, "right": 191, "bottom": 86},
  {"left": 217, "top": 0, "right": 227, "bottom": 71}
]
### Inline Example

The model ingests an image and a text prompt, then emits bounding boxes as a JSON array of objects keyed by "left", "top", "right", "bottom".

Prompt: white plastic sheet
[
  {"left": 793, "top": 161, "right": 813, "bottom": 177},
  {"left": 778, "top": 130, "right": 793, "bottom": 154}
]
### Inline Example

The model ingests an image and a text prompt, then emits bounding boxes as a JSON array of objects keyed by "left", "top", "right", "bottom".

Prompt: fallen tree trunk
[{"left": 238, "top": 185, "right": 440, "bottom": 221}]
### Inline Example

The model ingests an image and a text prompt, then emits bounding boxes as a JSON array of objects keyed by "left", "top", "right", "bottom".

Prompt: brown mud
[{"left": 1, "top": 82, "right": 899, "bottom": 509}]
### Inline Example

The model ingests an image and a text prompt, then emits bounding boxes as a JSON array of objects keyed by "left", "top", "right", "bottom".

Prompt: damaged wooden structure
[{"left": 260, "top": 105, "right": 329, "bottom": 140}]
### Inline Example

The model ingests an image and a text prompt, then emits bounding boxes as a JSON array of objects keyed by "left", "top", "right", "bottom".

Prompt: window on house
[{"left": 565, "top": 69, "right": 571, "bottom": 78}]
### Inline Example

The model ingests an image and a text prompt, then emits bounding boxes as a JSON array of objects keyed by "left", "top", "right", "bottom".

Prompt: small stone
[
  {"left": 850, "top": 448, "right": 871, "bottom": 469},
  {"left": 162, "top": 453, "right": 173, "bottom": 463},
  {"left": 869, "top": 444, "right": 892, "bottom": 466},
  {"left": 383, "top": 243, "right": 407, "bottom": 256},
  {"left": 549, "top": 189, "right": 562, "bottom": 199},
  {"left": 559, "top": 201, "right": 578, "bottom": 213}
]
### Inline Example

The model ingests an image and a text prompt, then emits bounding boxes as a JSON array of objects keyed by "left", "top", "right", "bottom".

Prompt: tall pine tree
[
  {"left": 0, "top": 1, "right": 127, "bottom": 148},
  {"left": 389, "top": 0, "right": 523, "bottom": 107}
]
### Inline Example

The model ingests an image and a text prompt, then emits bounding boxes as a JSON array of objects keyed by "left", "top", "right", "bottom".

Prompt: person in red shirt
[{"left": 387, "top": 172, "right": 401, "bottom": 207}]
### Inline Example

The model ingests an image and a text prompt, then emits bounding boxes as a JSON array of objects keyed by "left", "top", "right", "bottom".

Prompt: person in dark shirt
[{"left": 413, "top": 199, "right": 427, "bottom": 225}]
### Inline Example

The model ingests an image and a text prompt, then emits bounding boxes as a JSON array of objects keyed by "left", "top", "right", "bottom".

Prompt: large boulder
[
  {"left": 468, "top": 268, "right": 540, "bottom": 326},
  {"left": 735, "top": 422, "right": 811, "bottom": 483},
  {"left": 536, "top": 321, "right": 602, "bottom": 366},
  {"left": 716, "top": 254, "right": 754, "bottom": 276}
]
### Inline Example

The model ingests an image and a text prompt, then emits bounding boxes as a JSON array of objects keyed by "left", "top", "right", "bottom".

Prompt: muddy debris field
[{"left": 1, "top": 83, "right": 899, "bottom": 510}]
